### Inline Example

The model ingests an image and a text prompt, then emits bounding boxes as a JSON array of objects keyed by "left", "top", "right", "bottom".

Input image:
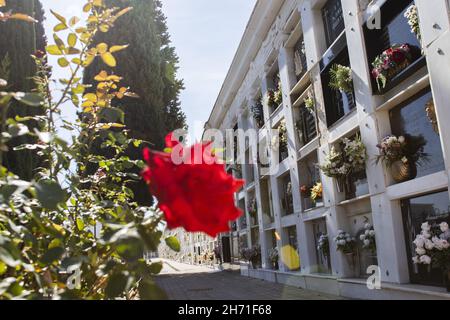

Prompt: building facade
[
  {"left": 158, "top": 228, "right": 219, "bottom": 267},
  {"left": 206, "top": 0, "right": 450, "bottom": 299}
]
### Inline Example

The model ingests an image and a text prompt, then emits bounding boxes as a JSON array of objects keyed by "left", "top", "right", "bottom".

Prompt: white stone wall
[{"left": 209, "top": 0, "right": 450, "bottom": 297}]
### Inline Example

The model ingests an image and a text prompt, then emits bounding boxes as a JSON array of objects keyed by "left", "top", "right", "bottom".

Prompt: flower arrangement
[
  {"left": 359, "top": 223, "right": 376, "bottom": 253},
  {"left": 320, "top": 135, "right": 367, "bottom": 179},
  {"left": 247, "top": 197, "right": 258, "bottom": 216},
  {"left": 404, "top": 5, "right": 421, "bottom": 43},
  {"left": 267, "top": 82, "right": 283, "bottom": 108},
  {"left": 279, "top": 120, "right": 288, "bottom": 153},
  {"left": 300, "top": 184, "right": 311, "bottom": 197},
  {"left": 371, "top": 44, "right": 413, "bottom": 91},
  {"left": 303, "top": 90, "right": 315, "bottom": 115},
  {"left": 250, "top": 103, "right": 264, "bottom": 128},
  {"left": 329, "top": 64, "right": 353, "bottom": 93},
  {"left": 376, "top": 135, "right": 428, "bottom": 168},
  {"left": 334, "top": 230, "right": 356, "bottom": 254},
  {"left": 317, "top": 234, "right": 330, "bottom": 257},
  {"left": 412, "top": 222, "right": 450, "bottom": 270},
  {"left": 241, "top": 246, "right": 262, "bottom": 268},
  {"left": 269, "top": 247, "right": 279, "bottom": 264},
  {"left": 310, "top": 182, "right": 323, "bottom": 203}
]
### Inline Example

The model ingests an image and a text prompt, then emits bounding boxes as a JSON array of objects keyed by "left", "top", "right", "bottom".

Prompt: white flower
[
  {"left": 365, "top": 230, "right": 370, "bottom": 236},
  {"left": 364, "top": 239, "right": 370, "bottom": 247},
  {"left": 364, "top": 223, "right": 372, "bottom": 229},
  {"left": 419, "top": 255, "right": 431, "bottom": 265},
  {"left": 413, "top": 237, "right": 425, "bottom": 248},
  {"left": 440, "top": 222, "right": 449, "bottom": 232},
  {"left": 360, "top": 234, "right": 365, "bottom": 241},
  {"left": 369, "top": 230, "right": 375, "bottom": 237},
  {"left": 398, "top": 136, "right": 405, "bottom": 144},
  {"left": 422, "top": 231, "right": 431, "bottom": 239},
  {"left": 412, "top": 256, "right": 420, "bottom": 264},
  {"left": 339, "top": 240, "right": 346, "bottom": 246},
  {"left": 415, "top": 247, "right": 426, "bottom": 255},
  {"left": 424, "top": 240, "right": 434, "bottom": 250},
  {"left": 421, "top": 222, "right": 431, "bottom": 231}
]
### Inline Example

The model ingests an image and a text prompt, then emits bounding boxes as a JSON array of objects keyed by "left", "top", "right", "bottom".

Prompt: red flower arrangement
[
  {"left": 142, "top": 133, "right": 245, "bottom": 237},
  {"left": 371, "top": 44, "right": 412, "bottom": 91}
]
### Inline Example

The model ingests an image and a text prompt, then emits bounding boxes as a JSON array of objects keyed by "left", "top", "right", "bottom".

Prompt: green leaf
[
  {"left": 115, "top": 235, "right": 144, "bottom": 262},
  {"left": 35, "top": 180, "right": 66, "bottom": 210},
  {"left": 76, "top": 217, "right": 84, "bottom": 231},
  {"left": 69, "top": 16, "right": 80, "bottom": 27},
  {"left": 12, "top": 92, "right": 43, "bottom": 107},
  {"left": 54, "top": 23, "right": 68, "bottom": 32},
  {"left": 101, "top": 52, "right": 116, "bottom": 67},
  {"left": 46, "top": 45, "right": 63, "bottom": 55},
  {"left": 138, "top": 279, "right": 168, "bottom": 300},
  {"left": 98, "top": 107, "right": 124, "bottom": 124},
  {"left": 0, "top": 261, "right": 6, "bottom": 276},
  {"left": 165, "top": 236, "right": 180, "bottom": 252},
  {"left": 50, "top": 10, "right": 67, "bottom": 24},
  {"left": 105, "top": 272, "right": 129, "bottom": 298},
  {"left": 40, "top": 246, "right": 65, "bottom": 265},
  {"left": 67, "top": 33, "right": 77, "bottom": 47},
  {"left": 148, "top": 262, "right": 163, "bottom": 275},
  {"left": 53, "top": 33, "right": 65, "bottom": 49},
  {"left": 58, "top": 57, "right": 69, "bottom": 67}
]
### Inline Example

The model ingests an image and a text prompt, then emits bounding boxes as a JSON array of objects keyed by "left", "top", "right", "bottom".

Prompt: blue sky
[{"left": 40, "top": 0, "right": 256, "bottom": 141}]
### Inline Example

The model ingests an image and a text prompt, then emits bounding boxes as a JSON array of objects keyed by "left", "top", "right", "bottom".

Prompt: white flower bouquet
[
  {"left": 359, "top": 223, "right": 376, "bottom": 253},
  {"left": 334, "top": 230, "right": 356, "bottom": 254},
  {"left": 412, "top": 222, "right": 450, "bottom": 269}
]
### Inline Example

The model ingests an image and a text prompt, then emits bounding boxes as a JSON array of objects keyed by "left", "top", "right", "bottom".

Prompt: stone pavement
[{"left": 154, "top": 259, "right": 343, "bottom": 300}]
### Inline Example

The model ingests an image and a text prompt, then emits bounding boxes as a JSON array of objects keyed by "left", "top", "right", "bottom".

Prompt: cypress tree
[
  {"left": 83, "top": 0, "right": 186, "bottom": 205},
  {"left": 0, "top": 0, "right": 47, "bottom": 180}
]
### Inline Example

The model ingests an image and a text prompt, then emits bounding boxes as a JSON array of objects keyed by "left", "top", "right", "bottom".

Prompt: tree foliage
[
  {"left": 0, "top": 0, "right": 47, "bottom": 181},
  {"left": 83, "top": 0, "right": 186, "bottom": 205},
  {"left": 0, "top": 0, "right": 179, "bottom": 299}
]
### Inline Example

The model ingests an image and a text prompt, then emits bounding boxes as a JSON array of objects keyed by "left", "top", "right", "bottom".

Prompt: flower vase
[
  {"left": 444, "top": 268, "right": 450, "bottom": 293},
  {"left": 345, "top": 252, "right": 355, "bottom": 269},
  {"left": 387, "top": 60, "right": 410, "bottom": 80},
  {"left": 390, "top": 160, "right": 417, "bottom": 183}
]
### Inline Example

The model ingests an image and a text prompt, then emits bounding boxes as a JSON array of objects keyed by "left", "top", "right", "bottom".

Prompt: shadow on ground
[{"left": 155, "top": 270, "right": 343, "bottom": 300}]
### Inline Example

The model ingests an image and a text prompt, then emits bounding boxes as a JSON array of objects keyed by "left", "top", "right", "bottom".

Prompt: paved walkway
[{"left": 154, "top": 259, "right": 342, "bottom": 300}]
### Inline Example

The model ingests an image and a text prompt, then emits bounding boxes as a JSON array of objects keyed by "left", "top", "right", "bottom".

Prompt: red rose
[
  {"left": 142, "top": 133, "right": 245, "bottom": 237},
  {"left": 391, "top": 49, "right": 406, "bottom": 63}
]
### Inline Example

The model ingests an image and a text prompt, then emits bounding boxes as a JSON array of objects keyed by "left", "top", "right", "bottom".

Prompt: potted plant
[
  {"left": 334, "top": 230, "right": 356, "bottom": 267},
  {"left": 376, "top": 135, "right": 428, "bottom": 183},
  {"left": 329, "top": 64, "right": 353, "bottom": 93},
  {"left": 310, "top": 182, "right": 323, "bottom": 207},
  {"left": 412, "top": 222, "right": 450, "bottom": 292},
  {"left": 268, "top": 247, "right": 279, "bottom": 270},
  {"left": 320, "top": 135, "right": 367, "bottom": 199},
  {"left": 371, "top": 44, "right": 413, "bottom": 91}
]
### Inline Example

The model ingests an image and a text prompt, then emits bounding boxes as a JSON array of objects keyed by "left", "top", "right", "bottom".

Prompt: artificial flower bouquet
[
  {"left": 334, "top": 230, "right": 356, "bottom": 254},
  {"left": 329, "top": 64, "right": 353, "bottom": 93},
  {"left": 412, "top": 222, "right": 450, "bottom": 268},
  {"left": 303, "top": 90, "right": 315, "bottom": 115},
  {"left": 310, "top": 182, "right": 323, "bottom": 204},
  {"left": 317, "top": 234, "right": 330, "bottom": 257},
  {"left": 360, "top": 223, "right": 376, "bottom": 253},
  {"left": 320, "top": 135, "right": 367, "bottom": 180},
  {"left": 371, "top": 44, "right": 413, "bottom": 91}
]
